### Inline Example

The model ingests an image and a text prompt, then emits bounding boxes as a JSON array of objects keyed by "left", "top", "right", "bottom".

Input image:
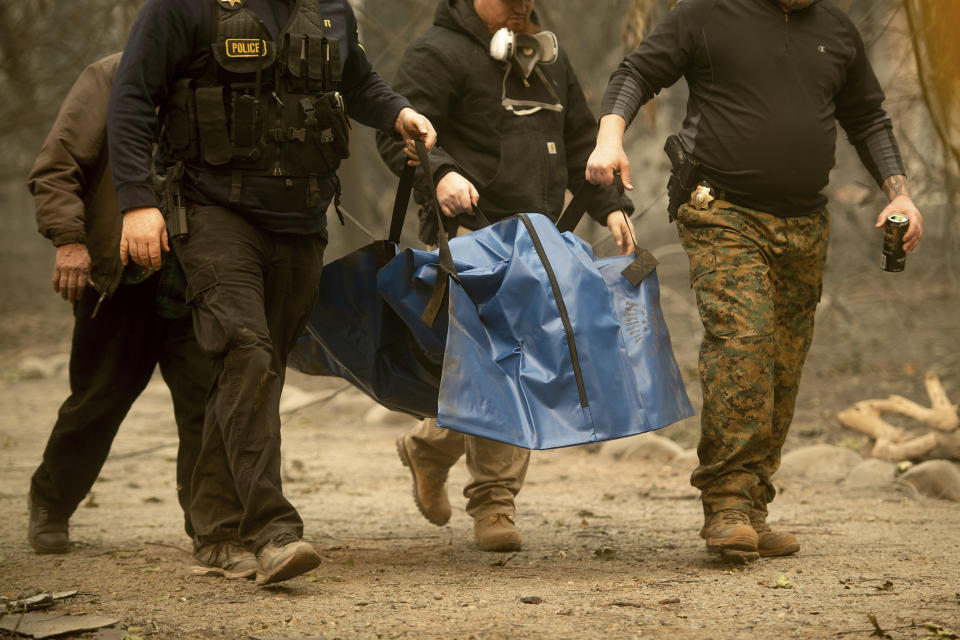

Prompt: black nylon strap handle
[
  {"left": 555, "top": 174, "right": 655, "bottom": 284},
  {"left": 388, "top": 162, "right": 416, "bottom": 244},
  {"left": 443, "top": 204, "right": 493, "bottom": 237},
  {"left": 413, "top": 139, "right": 460, "bottom": 327},
  {"left": 556, "top": 173, "right": 626, "bottom": 233}
]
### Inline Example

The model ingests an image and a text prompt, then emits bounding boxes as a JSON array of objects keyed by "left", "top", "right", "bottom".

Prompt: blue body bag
[{"left": 377, "top": 210, "right": 693, "bottom": 449}]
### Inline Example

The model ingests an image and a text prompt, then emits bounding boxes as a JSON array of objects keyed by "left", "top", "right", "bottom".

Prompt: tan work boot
[
  {"left": 396, "top": 435, "right": 452, "bottom": 526},
  {"left": 192, "top": 540, "right": 257, "bottom": 579},
  {"left": 475, "top": 513, "right": 522, "bottom": 552},
  {"left": 751, "top": 517, "right": 800, "bottom": 557},
  {"left": 255, "top": 533, "right": 322, "bottom": 586},
  {"left": 700, "top": 510, "right": 759, "bottom": 562}
]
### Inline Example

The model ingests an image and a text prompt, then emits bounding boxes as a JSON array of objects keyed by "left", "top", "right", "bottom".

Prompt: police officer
[
  {"left": 587, "top": 0, "right": 922, "bottom": 562},
  {"left": 108, "top": 0, "right": 436, "bottom": 586},
  {"left": 377, "top": 0, "right": 635, "bottom": 553},
  {"left": 27, "top": 53, "right": 214, "bottom": 561}
]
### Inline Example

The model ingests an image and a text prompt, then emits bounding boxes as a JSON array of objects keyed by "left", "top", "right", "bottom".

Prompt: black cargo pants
[
  {"left": 174, "top": 204, "right": 324, "bottom": 552},
  {"left": 30, "top": 273, "right": 212, "bottom": 537}
]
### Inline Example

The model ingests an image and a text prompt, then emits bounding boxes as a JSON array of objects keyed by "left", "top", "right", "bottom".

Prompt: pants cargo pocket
[{"left": 184, "top": 263, "right": 228, "bottom": 355}]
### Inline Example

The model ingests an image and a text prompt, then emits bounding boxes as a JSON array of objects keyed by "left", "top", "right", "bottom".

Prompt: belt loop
[
  {"left": 307, "top": 175, "right": 320, "bottom": 208},
  {"left": 230, "top": 171, "right": 243, "bottom": 203}
]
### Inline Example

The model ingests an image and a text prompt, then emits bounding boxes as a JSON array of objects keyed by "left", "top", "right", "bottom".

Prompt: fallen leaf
[
  {"left": 593, "top": 547, "right": 617, "bottom": 561},
  {"left": 774, "top": 575, "right": 793, "bottom": 589}
]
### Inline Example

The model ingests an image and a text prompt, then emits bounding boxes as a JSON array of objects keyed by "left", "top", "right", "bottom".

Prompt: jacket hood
[
  {"left": 433, "top": 0, "right": 541, "bottom": 47},
  {"left": 766, "top": 0, "right": 820, "bottom": 11}
]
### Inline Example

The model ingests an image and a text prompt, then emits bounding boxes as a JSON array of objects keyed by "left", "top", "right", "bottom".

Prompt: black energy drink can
[{"left": 881, "top": 213, "right": 908, "bottom": 272}]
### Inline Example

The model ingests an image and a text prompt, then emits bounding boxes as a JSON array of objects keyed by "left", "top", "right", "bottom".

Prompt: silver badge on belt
[{"left": 690, "top": 184, "right": 715, "bottom": 210}]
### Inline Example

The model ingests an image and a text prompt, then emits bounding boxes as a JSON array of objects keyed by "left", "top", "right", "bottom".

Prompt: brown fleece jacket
[{"left": 28, "top": 53, "right": 124, "bottom": 297}]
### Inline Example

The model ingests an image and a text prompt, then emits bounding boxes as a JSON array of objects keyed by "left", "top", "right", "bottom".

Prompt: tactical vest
[{"left": 161, "top": 0, "right": 350, "bottom": 191}]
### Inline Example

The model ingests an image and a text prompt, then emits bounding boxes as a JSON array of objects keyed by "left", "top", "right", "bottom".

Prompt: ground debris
[
  {"left": 490, "top": 553, "right": 517, "bottom": 567},
  {"left": 924, "top": 622, "right": 960, "bottom": 639},
  {"left": 0, "top": 612, "right": 119, "bottom": 639},
  {"left": 520, "top": 596, "right": 543, "bottom": 605},
  {"left": 247, "top": 636, "right": 333, "bottom": 640},
  {"left": 771, "top": 574, "right": 793, "bottom": 589},
  {"left": 1, "top": 592, "right": 78, "bottom": 614},
  {"left": 868, "top": 613, "right": 893, "bottom": 639},
  {"left": 593, "top": 547, "right": 617, "bottom": 560},
  {"left": 608, "top": 601, "right": 644, "bottom": 608}
]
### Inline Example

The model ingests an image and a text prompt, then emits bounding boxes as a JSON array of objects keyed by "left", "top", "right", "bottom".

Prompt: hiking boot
[
  {"left": 192, "top": 540, "right": 257, "bottom": 579},
  {"left": 475, "top": 513, "right": 522, "bottom": 552},
  {"left": 28, "top": 493, "right": 69, "bottom": 554},
  {"left": 396, "top": 435, "right": 451, "bottom": 526},
  {"left": 751, "top": 517, "right": 800, "bottom": 557},
  {"left": 255, "top": 533, "right": 321, "bottom": 586},
  {"left": 700, "top": 510, "right": 759, "bottom": 556}
]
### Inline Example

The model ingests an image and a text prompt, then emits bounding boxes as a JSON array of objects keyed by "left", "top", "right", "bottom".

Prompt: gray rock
[
  {"left": 602, "top": 434, "right": 684, "bottom": 465},
  {"left": 661, "top": 448, "right": 699, "bottom": 475},
  {"left": 362, "top": 404, "right": 417, "bottom": 427},
  {"left": 843, "top": 459, "right": 896, "bottom": 490},
  {"left": 328, "top": 389, "right": 377, "bottom": 414},
  {"left": 777, "top": 444, "right": 863, "bottom": 484},
  {"left": 899, "top": 460, "right": 960, "bottom": 501},
  {"left": 17, "top": 354, "right": 69, "bottom": 380},
  {"left": 278, "top": 385, "right": 328, "bottom": 415}
]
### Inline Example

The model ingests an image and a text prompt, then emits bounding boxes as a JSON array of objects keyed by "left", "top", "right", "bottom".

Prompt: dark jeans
[
  {"left": 30, "top": 274, "right": 213, "bottom": 537},
  {"left": 175, "top": 205, "right": 325, "bottom": 551}
]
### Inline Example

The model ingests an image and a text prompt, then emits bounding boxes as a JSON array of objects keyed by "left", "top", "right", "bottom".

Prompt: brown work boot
[
  {"left": 751, "top": 516, "right": 800, "bottom": 557},
  {"left": 192, "top": 540, "right": 258, "bottom": 579},
  {"left": 475, "top": 513, "right": 522, "bottom": 552},
  {"left": 28, "top": 493, "right": 69, "bottom": 554},
  {"left": 700, "top": 509, "right": 759, "bottom": 560},
  {"left": 396, "top": 435, "right": 452, "bottom": 526},
  {"left": 255, "top": 533, "right": 322, "bottom": 586}
]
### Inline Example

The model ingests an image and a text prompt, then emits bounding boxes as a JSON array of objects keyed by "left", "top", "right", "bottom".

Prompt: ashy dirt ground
[{"left": 2, "top": 224, "right": 960, "bottom": 640}]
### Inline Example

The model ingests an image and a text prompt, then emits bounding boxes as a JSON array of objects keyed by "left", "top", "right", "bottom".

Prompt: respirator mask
[{"left": 489, "top": 27, "right": 563, "bottom": 115}]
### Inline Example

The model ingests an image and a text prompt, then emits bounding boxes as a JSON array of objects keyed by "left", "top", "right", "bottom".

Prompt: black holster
[
  {"left": 664, "top": 134, "right": 700, "bottom": 222},
  {"left": 154, "top": 162, "right": 189, "bottom": 240}
]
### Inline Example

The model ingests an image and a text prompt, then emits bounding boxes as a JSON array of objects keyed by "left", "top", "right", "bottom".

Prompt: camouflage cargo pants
[{"left": 676, "top": 199, "right": 829, "bottom": 518}]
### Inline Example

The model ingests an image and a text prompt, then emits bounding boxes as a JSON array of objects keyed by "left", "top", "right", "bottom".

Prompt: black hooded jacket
[{"left": 377, "top": 0, "right": 631, "bottom": 242}]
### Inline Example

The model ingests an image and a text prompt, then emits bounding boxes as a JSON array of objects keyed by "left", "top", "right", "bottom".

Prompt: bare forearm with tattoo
[
  {"left": 882, "top": 174, "right": 909, "bottom": 201},
  {"left": 875, "top": 174, "right": 923, "bottom": 252}
]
